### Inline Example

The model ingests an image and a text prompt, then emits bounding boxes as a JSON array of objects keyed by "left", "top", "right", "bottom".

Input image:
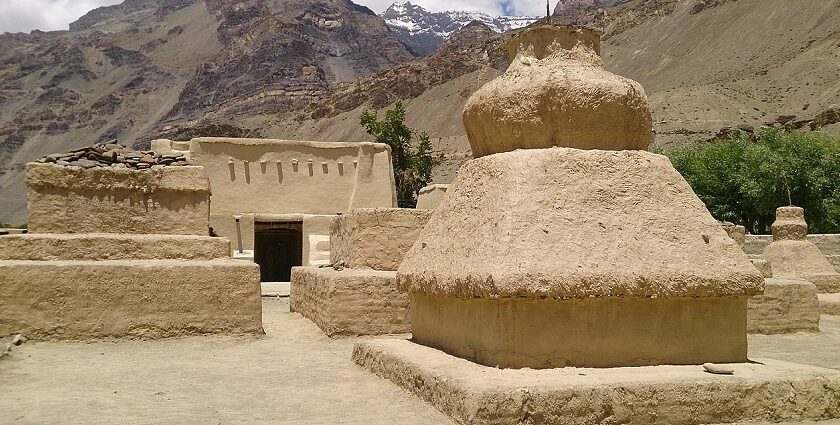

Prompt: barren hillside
[
  {"left": 1, "top": 0, "right": 839, "bottom": 225},
  {"left": 0, "top": 0, "right": 414, "bottom": 224},
  {"left": 279, "top": 0, "right": 840, "bottom": 182},
  {"left": 603, "top": 0, "right": 840, "bottom": 146}
]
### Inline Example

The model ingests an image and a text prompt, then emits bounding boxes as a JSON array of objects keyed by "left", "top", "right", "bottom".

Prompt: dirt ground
[{"left": 1, "top": 298, "right": 839, "bottom": 425}]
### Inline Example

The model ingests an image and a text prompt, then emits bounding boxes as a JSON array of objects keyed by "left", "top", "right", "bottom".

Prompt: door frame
[{"left": 253, "top": 220, "right": 303, "bottom": 282}]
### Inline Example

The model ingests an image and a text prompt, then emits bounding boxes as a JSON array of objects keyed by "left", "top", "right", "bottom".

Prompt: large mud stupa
[
  {"left": 355, "top": 25, "right": 840, "bottom": 424},
  {"left": 398, "top": 25, "right": 763, "bottom": 369}
]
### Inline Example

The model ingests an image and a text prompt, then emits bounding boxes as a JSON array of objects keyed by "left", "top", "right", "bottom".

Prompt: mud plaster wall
[
  {"left": 0, "top": 259, "right": 263, "bottom": 340},
  {"left": 745, "top": 234, "right": 840, "bottom": 271},
  {"left": 411, "top": 293, "right": 749, "bottom": 369},
  {"left": 211, "top": 213, "right": 333, "bottom": 266},
  {"left": 745, "top": 234, "right": 840, "bottom": 255},
  {"left": 155, "top": 138, "right": 397, "bottom": 216},
  {"left": 290, "top": 267, "right": 409, "bottom": 336},
  {"left": 26, "top": 163, "right": 210, "bottom": 235}
]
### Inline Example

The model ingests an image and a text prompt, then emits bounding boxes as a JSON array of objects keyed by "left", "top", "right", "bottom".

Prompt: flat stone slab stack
[
  {"left": 355, "top": 25, "right": 840, "bottom": 424},
  {"left": 36, "top": 141, "right": 189, "bottom": 170},
  {"left": 761, "top": 206, "right": 840, "bottom": 316},
  {"left": 290, "top": 208, "right": 432, "bottom": 336},
  {"left": 0, "top": 159, "right": 262, "bottom": 341}
]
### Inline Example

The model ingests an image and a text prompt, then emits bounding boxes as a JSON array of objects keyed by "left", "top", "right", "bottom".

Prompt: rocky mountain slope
[
  {"left": 2, "top": 0, "right": 840, "bottom": 225},
  {"left": 282, "top": 0, "right": 840, "bottom": 182},
  {"left": 0, "top": 0, "right": 414, "bottom": 224},
  {"left": 553, "top": 0, "right": 630, "bottom": 17},
  {"left": 381, "top": 1, "right": 536, "bottom": 55},
  {"left": 600, "top": 0, "right": 840, "bottom": 146}
]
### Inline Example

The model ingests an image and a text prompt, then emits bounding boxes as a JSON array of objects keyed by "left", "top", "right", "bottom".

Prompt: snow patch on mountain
[{"left": 382, "top": 1, "right": 537, "bottom": 55}]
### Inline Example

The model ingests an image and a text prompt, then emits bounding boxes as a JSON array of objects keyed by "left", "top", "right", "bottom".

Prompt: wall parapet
[
  {"left": 26, "top": 163, "right": 210, "bottom": 235},
  {"left": 154, "top": 137, "right": 396, "bottom": 216}
]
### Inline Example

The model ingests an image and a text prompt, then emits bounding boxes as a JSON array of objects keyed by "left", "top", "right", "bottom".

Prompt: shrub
[
  {"left": 667, "top": 129, "right": 840, "bottom": 234},
  {"left": 360, "top": 101, "right": 438, "bottom": 208}
]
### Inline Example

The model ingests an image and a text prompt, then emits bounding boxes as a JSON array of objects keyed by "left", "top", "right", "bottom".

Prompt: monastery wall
[
  {"left": 154, "top": 138, "right": 397, "bottom": 216},
  {"left": 154, "top": 138, "right": 398, "bottom": 263}
]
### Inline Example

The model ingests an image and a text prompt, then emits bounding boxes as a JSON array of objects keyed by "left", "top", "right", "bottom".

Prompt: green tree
[
  {"left": 360, "top": 101, "right": 438, "bottom": 207},
  {"left": 667, "top": 129, "right": 840, "bottom": 234}
]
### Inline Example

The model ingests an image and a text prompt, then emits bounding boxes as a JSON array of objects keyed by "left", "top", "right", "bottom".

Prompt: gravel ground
[{"left": 1, "top": 299, "right": 839, "bottom": 425}]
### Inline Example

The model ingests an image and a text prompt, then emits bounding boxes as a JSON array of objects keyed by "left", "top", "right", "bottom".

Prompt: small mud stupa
[
  {"left": 761, "top": 206, "right": 840, "bottom": 316},
  {"left": 761, "top": 206, "right": 840, "bottom": 292},
  {"left": 397, "top": 25, "right": 764, "bottom": 369}
]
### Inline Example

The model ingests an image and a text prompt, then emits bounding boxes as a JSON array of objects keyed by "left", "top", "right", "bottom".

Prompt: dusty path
[
  {"left": 0, "top": 298, "right": 451, "bottom": 425},
  {"left": 1, "top": 299, "right": 839, "bottom": 424}
]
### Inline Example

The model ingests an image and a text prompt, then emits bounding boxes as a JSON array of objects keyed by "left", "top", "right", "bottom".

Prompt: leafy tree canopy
[
  {"left": 360, "top": 101, "right": 438, "bottom": 208},
  {"left": 665, "top": 129, "right": 840, "bottom": 234}
]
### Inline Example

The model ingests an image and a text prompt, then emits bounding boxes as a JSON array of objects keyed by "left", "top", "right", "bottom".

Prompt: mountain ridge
[
  {"left": 553, "top": 0, "right": 630, "bottom": 17},
  {"left": 0, "top": 0, "right": 415, "bottom": 224},
  {"left": 381, "top": 1, "right": 536, "bottom": 55},
  {"left": 2, "top": 0, "right": 840, "bottom": 226}
]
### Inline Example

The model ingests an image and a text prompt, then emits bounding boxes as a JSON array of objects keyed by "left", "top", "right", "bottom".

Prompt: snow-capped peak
[
  {"left": 382, "top": 2, "right": 536, "bottom": 38},
  {"left": 381, "top": 2, "right": 538, "bottom": 55}
]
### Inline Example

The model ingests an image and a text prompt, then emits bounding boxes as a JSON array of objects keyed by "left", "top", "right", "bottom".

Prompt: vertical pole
[{"left": 235, "top": 216, "right": 244, "bottom": 254}]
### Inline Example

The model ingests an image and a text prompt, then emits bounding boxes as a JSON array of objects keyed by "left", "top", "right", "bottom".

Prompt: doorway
[{"left": 254, "top": 221, "right": 303, "bottom": 282}]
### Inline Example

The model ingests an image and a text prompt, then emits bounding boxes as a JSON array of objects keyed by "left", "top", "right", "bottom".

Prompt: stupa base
[
  {"left": 747, "top": 278, "right": 821, "bottom": 334},
  {"left": 411, "top": 293, "right": 748, "bottom": 369},
  {"left": 353, "top": 339, "right": 840, "bottom": 425}
]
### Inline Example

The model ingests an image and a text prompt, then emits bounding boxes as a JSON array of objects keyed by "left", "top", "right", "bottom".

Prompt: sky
[{"left": 0, "top": 0, "right": 547, "bottom": 34}]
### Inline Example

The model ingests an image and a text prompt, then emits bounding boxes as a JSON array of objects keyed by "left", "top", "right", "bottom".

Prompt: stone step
[
  {"left": 261, "top": 281, "right": 290, "bottom": 297},
  {"left": 819, "top": 293, "right": 840, "bottom": 316},
  {"left": 0, "top": 259, "right": 261, "bottom": 340},
  {"left": 0, "top": 233, "right": 231, "bottom": 261}
]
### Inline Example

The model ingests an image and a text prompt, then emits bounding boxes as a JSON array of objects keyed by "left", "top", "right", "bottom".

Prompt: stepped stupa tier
[
  {"left": 462, "top": 26, "right": 653, "bottom": 157},
  {"left": 396, "top": 25, "right": 764, "bottom": 369}
]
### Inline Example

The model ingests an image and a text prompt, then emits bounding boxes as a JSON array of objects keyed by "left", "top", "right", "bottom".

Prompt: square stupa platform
[
  {"left": 290, "top": 208, "right": 431, "bottom": 336},
  {"left": 290, "top": 267, "right": 409, "bottom": 336},
  {"left": 0, "top": 233, "right": 262, "bottom": 340},
  {"left": 353, "top": 339, "right": 840, "bottom": 425}
]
